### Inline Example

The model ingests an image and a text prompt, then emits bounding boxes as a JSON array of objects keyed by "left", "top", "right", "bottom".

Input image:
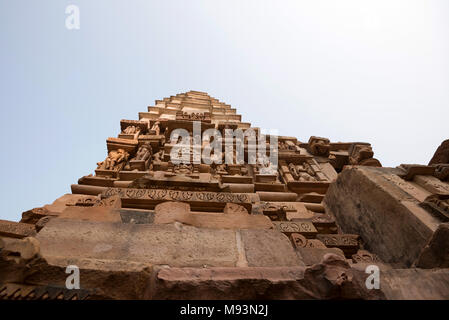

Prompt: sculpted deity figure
[
  {"left": 151, "top": 121, "right": 161, "bottom": 135},
  {"left": 279, "top": 141, "right": 288, "bottom": 150},
  {"left": 191, "top": 112, "right": 205, "bottom": 120},
  {"left": 288, "top": 163, "right": 299, "bottom": 179},
  {"left": 289, "top": 162, "right": 316, "bottom": 181},
  {"left": 302, "top": 162, "right": 316, "bottom": 177},
  {"left": 123, "top": 125, "right": 139, "bottom": 135},
  {"left": 97, "top": 149, "right": 129, "bottom": 170},
  {"left": 279, "top": 141, "right": 296, "bottom": 151},
  {"left": 258, "top": 156, "right": 277, "bottom": 175},
  {"left": 135, "top": 143, "right": 152, "bottom": 161}
]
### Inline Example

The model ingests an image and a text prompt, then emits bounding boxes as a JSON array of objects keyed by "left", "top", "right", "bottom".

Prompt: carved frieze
[
  {"left": 316, "top": 234, "right": 360, "bottom": 256},
  {"left": 352, "top": 250, "right": 380, "bottom": 264},
  {"left": 176, "top": 111, "right": 211, "bottom": 123},
  {"left": 102, "top": 187, "right": 257, "bottom": 212},
  {"left": 311, "top": 214, "right": 338, "bottom": 234},
  {"left": 290, "top": 233, "right": 326, "bottom": 249},
  {"left": 272, "top": 221, "right": 317, "bottom": 238}
]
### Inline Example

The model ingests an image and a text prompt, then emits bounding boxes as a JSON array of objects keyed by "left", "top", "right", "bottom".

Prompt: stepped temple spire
[{"left": 1, "top": 90, "right": 449, "bottom": 300}]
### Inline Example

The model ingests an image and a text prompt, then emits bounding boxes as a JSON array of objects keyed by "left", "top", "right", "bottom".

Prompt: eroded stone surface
[
  {"left": 36, "top": 218, "right": 239, "bottom": 268},
  {"left": 429, "top": 139, "right": 449, "bottom": 165},
  {"left": 240, "top": 229, "right": 301, "bottom": 267},
  {"left": 0, "top": 220, "right": 36, "bottom": 239},
  {"left": 296, "top": 247, "right": 345, "bottom": 266},
  {"left": 154, "top": 201, "right": 273, "bottom": 229},
  {"left": 323, "top": 166, "right": 441, "bottom": 267},
  {"left": 415, "top": 223, "right": 449, "bottom": 268}
]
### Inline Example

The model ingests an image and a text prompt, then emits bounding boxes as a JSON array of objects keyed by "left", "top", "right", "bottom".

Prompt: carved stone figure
[
  {"left": 348, "top": 143, "right": 381, "bottom": 167},
  {"left": 289, "top": 162, "right": 317, "bottom": 181},
  {"left": 256, "top": 156, "right": 277, "bottom": 175},
  {"left": 123, "top": 125, "right": 139, "bottom": 134},
  {"left": 308, "top": 136, "right": 330, "bottom": 157},
  {"left": 215, "top": 163, "right": 228, "bottom": 174},
  {"left": 151, "top": 121, "right": 161, "bottom": 135},
  {"left": 97, "top": 149, "right": 129, "bottom": 170},
  {"left": 279, "top": 140, "right": 296, "bottom": 151},
  {"left": 135, "top": 143, "right": 152, "bottom": 161}
]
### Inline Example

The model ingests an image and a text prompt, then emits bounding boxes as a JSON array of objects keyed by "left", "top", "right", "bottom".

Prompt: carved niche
[{"left": 272, "top": 221, "right": 318, "bottom": 238}]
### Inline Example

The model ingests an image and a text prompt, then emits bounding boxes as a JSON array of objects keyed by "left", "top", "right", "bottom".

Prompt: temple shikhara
[{"left": 1, "top": 90, "right": 449, "bottom": 300}]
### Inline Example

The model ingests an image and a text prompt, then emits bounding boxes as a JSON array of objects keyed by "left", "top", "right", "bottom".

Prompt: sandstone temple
[{"left": 1, "top": 90, "right": 449, "bottom": 300}]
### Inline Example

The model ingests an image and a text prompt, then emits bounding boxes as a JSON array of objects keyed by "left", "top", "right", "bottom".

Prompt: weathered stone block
[
  {"left": 58, "top": 206, "right": 122, "bottom": 223},
  {"left": 380, "top": 268, "right": 449, "bottom": 299},
  {"left": 120, "top": 209, "right": 154, "bottom": 224},
  {"left": 296, "top": 247, "right": 345, "bottom": 266},
  {"left": 0, "top": 220, "right": 36, "bottom": 239},
  {"left": 323, "top": 166, "right": 441, "bottom": 267},
  {"left": 149, "top": 266, "right": 309, "bottom": 299},
  {"left": 154, "top": 201, "right": 273, "bottom": 229},
  {"left": 36, "top": 219, "right": 239, "bottom": 268},
  {"left": 240, "top": 229, "right": 301, "bottom": 267},
  {"left": 415, "top": 223, "right": 449, "bottom": 268}
]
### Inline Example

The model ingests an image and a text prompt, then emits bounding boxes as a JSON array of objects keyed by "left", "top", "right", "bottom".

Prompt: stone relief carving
[
  {"left": 122, "top": 125, "right": 139, "bottom": 135},
  {"left": 352, "top": 250, "right": 380, "bottom": 263},
  {"left": 173, "top": 163, "right": 194, "bottom": 174},
  {"left": 96, "top": 149, "right": 129, "bottom": 171},
  {"left": 348, "top": 143, "right": 381, "bottom": 167},
  {"left": 308, "top": 136, "right": 330, "bottom": 157},
  {"left": 150, "top": 121, "right": 161, "bottom": 135},
  {"left": 288, "top": 162, "right": 317, "bottom": 181},
  {"left": 135, "top": 143, "right": 152, "bottom": 161},
  {"left": 103, "top": 187, "right": 251, "bottom": 204}
]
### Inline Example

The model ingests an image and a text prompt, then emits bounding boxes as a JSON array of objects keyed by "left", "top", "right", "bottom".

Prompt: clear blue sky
[{"left": 1, "top": 0, "right": 448, "bottom": 221}]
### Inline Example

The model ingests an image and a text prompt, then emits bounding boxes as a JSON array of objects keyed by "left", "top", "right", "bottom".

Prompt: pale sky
[{"left": 1, "top": 0, "right": 448, "bottom": 221}]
